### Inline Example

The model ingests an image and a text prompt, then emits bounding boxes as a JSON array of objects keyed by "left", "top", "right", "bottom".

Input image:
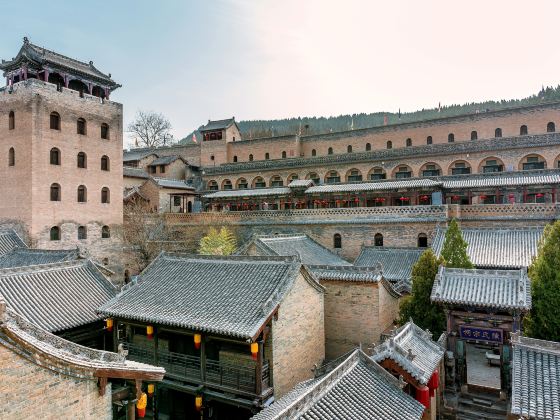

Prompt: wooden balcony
[{"left": 121, "top": 342, "right": 270, "bottom": 397}]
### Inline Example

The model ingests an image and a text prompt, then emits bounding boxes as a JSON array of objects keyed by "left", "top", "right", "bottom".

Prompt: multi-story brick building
[{"left": 0, "top": 38, "right": 123, "bottom": 270}]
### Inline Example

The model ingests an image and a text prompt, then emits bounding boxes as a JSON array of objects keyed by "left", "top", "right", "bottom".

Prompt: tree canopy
[
  {"left": 440, "top": 219, "right": 473, "bottom": 269},
  {"left": 398, "top": 249, "right": 446, "bottom": 337},
  {"left": 198, "top": 227, "right": 237, "bottom": 256},
  {"left": 128, "top": 110, "right": 173, "bottom": 148},
  {"left": 524, "top": 221, "right": 560, "bottom": 341}
]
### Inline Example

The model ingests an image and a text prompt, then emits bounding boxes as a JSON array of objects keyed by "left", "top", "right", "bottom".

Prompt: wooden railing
[{"left": 122, "top": 342, "right": 269, "bottom": 395}]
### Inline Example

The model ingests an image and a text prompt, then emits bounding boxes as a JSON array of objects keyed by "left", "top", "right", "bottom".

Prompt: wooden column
[
  {"left": 154, "top": 327, "right": 159, "bottom": 365},
  {"left": 200, "top": 336, "right": 206, "bottom": 382},
  {"left": 127, "top": 401, "right": 136, "bottom": 420},
  {"left": 255, "top": 341, "right": 263, "bottom": 396}
]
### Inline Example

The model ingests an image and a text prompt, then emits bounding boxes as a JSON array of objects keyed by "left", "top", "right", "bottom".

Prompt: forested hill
[{"left": 179, "top": 85, "right": 560, "bottom": 144}]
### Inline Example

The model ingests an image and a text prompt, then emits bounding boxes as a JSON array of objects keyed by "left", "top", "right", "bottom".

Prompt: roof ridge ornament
[{"left": 23, "top": 36, "right": 29, "bottom": 44}]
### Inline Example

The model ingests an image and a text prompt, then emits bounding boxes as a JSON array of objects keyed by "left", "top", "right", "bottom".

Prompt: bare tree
[{"left": 127, "top": 110, "right": 173, "bottom": 148}]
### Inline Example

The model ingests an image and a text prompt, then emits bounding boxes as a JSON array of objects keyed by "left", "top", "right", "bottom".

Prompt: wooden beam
[{"left": 98, "top": 377, "right": 108, "bottom": 396}]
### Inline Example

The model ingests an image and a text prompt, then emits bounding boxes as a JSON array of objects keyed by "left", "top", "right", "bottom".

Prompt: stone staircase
[{"left": 456, "top": 389, "right": 508, "bottom": 420}]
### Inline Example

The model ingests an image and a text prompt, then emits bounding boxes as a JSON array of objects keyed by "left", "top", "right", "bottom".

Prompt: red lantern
[
  {"left": 354, "top": 197, "right": 359, "bottom": 203},
  {"left": 194, "top": 334, "right": 201, "bottom": 349},
  {"left": 479, "top": 195, "right": 487, "bottom": 200},
  {"left": 536, "top": 193, "right": 544, "bottom": 198},
  {"left": 251, "top": 342, "right": 259, "bottom": 360},
  {"left": 420, "top": 195, "right": 429, "bottom": 201},
  {"left": 416, "top": 385, "right": 430, "bottom": 409},
  {"left": 146, "top": 325, "right": 154, "bottom": 340},
  {"left": 400, "top": 196, "right": 409, "bottom": 201}
]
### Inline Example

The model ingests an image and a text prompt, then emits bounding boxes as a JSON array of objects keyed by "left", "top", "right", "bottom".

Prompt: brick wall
[
  {"left": 0, "top": 344, "right": 112, "bottom": 419},
  {"left": 271, "top": 271, "right": 324, "bottom": 398}
]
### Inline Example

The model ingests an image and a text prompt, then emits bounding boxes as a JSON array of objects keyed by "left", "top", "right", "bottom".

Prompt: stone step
[
  {"left": 456, "top": 406, "right": 507, "bottom": 420},
  {"left": 459, "top": 399, "right": 508, "bottom": 416}
]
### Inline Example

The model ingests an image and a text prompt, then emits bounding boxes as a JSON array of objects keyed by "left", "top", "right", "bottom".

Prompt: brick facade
[
  {"left": 271, "top": 270, "right": 325, "bottom": 397},
  {"left": 0, "top": 344, "right": 112, "bottom": 419}
]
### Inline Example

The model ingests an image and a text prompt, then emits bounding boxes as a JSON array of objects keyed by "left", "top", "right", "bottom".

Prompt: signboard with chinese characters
[{"left": 459, "top": 325, "right": 503, "bottom": 344}]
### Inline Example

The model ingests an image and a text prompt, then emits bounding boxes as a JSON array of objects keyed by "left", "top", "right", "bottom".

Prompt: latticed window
[
  {"left": 270, "top": 176, "right": 283, "bottom": 187},
  {"left": 237, "top": 178, "right": 248, "bottom": 189},
  {"left": 50, "top": 112, "right": 60, "bottom": 130},
  {"left": 369, "top": 168, "right": 386, "bottom": 180},
  {"left": 77, "top": 185, "right": 87, "bottom": 202},
  {"left": 50, "top": 148, "right": 60, "bottom": 165},
  {"left": 50, "top": 183, "right": 61, "bottom": 201},
  {"left": 208, "top": 181, "right": 218, "bottom": 191},
  {"left": 101, "top": 155, "right": 109, "bottom": 171},
  {"left": 78, "top": 226, "right": 87, "bottom": 240},
  {"left": 333, "top": 234, "right": 342, "bottom": 249},
  {"left": 101, "top": 187, "right": 110, "bottom": 203},
  {"left": 222, "top": 180, "right": 232, "bottom": 190},
  {"left": 308, "top": 173, "right": 320, "bottom": 184},
  {"left": 101, "top": 123, "right": 109, "bottom": 139},
  {"left": 254, "top": 177, "right": 266, "bottom": 188},
  {"left": 77, "top": 118, "right": 86, "bottom": 135},
  {"left": 77, "top": 152, "right": 87, "bottom": 168},
  {"left": 395, "top": 166, "right": 412, "bottom": 179},
  {"left": 347, "top": 169, "right": 362, "bottom": 182},
  {"left": 325, "top": 171, "right": 341, "bottom": 184}
]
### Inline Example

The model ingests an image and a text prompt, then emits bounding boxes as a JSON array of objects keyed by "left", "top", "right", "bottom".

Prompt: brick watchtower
[{"left": 0, "top": 37, "right": 123, "bottom": 271}]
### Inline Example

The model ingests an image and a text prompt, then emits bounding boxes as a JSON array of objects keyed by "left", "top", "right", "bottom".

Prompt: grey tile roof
[
  {"left": 251, "top": 349, "right": 424, "bottom": 420},
  {"left": 355, "top": 247, "right": 425, "bottom": 285},
  {"left": 238, "top": 234, "right": 352, "bottom": 266},
  {"left": 0, "top": 299, "right": 164, "bottom": 379},
  {"left": 123, "top": 167, "right": 150, "bottom": 179},
  {"left": 307, "top": 265, "right": 382, "bottom": 282},
  {"left": 123, "top": 149, "right": 158, "bottom": 162},
  {"left": 305, "top": 178, "right": 442, "bottom": 194},
  {"left": 152, "top": 177, "right": 195, "bottom": 190},
  {"left": 0, "top": 248, "right": 79, "bottom": 269},
  {"left": 431, "top": 266, "right": 531, "bottom": 311},
  {"left": 511, "top": 333, "right": 560, "bottom": 419},
  {"left": 99, "top": 253, "right": 312, "bottom": 340},
  {"left": 443, "top": 170, "right": 560, "bottom": 189},
  {"left": 0, "top": 260, "right": 117, "bottom": 332},
  {"left": 0, "top": 229, "right": 27, "bottom": 256},
  {"left": 200, "top": 118, "right": 236, "bottom": 132},
  {"left": 288, "top": 179, "right": 314, "bottom": 188},
  {"left": 203, "top": 187, "right": 292, "bottom": 199},
  {"left": 148, "top": 155, "right": 187, "bottom": 166},
  {"left": 0, "top": 39, "right": 120, "bottom": 88},
  {"left": 431, "top": 226, "right": 543, "bottom": 269},
  {"left": 372, "top": 321, "right": 445, "bottom": 385}
]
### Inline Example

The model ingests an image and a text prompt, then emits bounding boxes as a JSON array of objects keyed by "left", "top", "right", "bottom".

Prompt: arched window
[
  {"left": 236, "top": 178, "right": 248, "bottom": 189},
  {"left": 77, "top": 118, "right": 86, "bottom": 135},
  {"left": 101, "top": 155, "right": 110, "bottom": 171},
  {"left": 426, "top": 136, "right": 433, "bottom": 145},
  {"left": 448, "top": 133, "right": 455, "bottom": 143},
  {"left": 50, "top": 148, "right": 60, "bottom": 165},
  {"left": 312, "top": 149, "right": 317, "bottom": 157},
  {"left": 374, "top": 233, "right": 383, "bottom": 247},
  {"left": 547, "top": 122, "right": 555, "bottom": 133},
  {"left": 8, "top": 147, "right": 15, "bottom": 166},
  {"left": 101, "top": 123, "right": 109, "bottom": 139},
  {"left": 421, "top": 163, "right": 441, "bottom": 177},
  {"left": 394, "top": 165, "right": 412, "bottom": 179},
  {"left": 282, "top": 151, "right": 287, "bottom": 159},
  {"left": 386, "top": 141, "right": 392, "bottom": 149},
  {"left": 50, "top": 183, "right": 61, "bottom": 201},
  {"left": 78, "top": 226, "right": 87, "bottom": 240},
  {"left": 366, "top": 143, "right": 371, "bottom": 151},
  {"left": 253, "top": 177, "right": 266, "bottom": 188},
  {"left": 288, "top": 174, "right": 299, "bottom": 183},
  {"left": 270, "top": 175, "right": 284, "bottom": 187},
  {"left": 77, "top": 185, "right": 87, "bottom": 202},
  {"left": 101, "top": 187, "right": 110, "bottom": 204},
  {"left": 449, "top": 160, "right": 471, "bottom": 175},
  {"left": 520, "top": 125, "right": 528, "bottom": 135},
  {"left": 265, "top": 153, "right": 270, "bottom": 160},
  {"left": 306, "top": 172, "right": 320, "bottom": 184},
  {"left": 325, "top": 170, "right": 341, "bottom": 184},
  {"left": 493, "top": 128, "right": 502, "bottom": 138},
  {"left": 471, "top": 131, "right": 478, "bottom": 140},
  {"left": 521, "top": 154, "right": 546, "bottom": 171},
  {"left": 249, "top": 154, "right": 253, "bottom": 161},
  {"left": 328, "top": 147, "right": 333, "bottom": 155},
  {"left": 50, "top": 112, "right": 60, "bottom": 130},
  {"left": 333, "top": 233, "right": 342, "bottom": 249},
  {"left": 8, "top": 111, "right": 14, "bottom": 130},
  {"left": 369, "top": 167, "right": 386, "bottom": 180},
  {"left": 347, "top": 145, "right": 353, "bottom": 153},
  {"left": 481, "top": 157, "right": 504, "bottom": 173},
  {"left": 346, "top": 168, "right": 362, "bottom": 182},
  {"left": 222, "top": 179, "right": 232, "bottom": 190},
  {"left": 50, "top": 226, "right": 60, "bottom": 241},
  {"left": 208, "top": 180, "right": 218, "bottom": 191},
  {"left": 233, "top": 156, "right": 238, "bottom": 163},
  {"left": 406, "top": 138, "right": 412, "bottom": 147},
  {"left": 77, "top": 152, "right": 87, "bottom": 168},
  {"left": 101, "top": 225, "right": 111, "bottom": 238},
  {"left": 418, "top": 233, "right": 428, "bottom": 248}
]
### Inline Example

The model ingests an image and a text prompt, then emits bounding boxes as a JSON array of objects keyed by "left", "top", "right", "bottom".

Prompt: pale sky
[{"left": 1, "top": 0, "right": 557, "bottom": 145}]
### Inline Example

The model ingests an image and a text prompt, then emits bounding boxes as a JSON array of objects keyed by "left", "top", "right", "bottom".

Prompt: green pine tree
[
  {"left": 398, "top": 249, "right": 446, "bottom": 336},
  {"left": 524, "top": 222, "right": 560, "bottom": 341},
  {"left": 440, "top": 219, "right": 474, "bottom": 268},
  {"left": 198, "top": 227, "right": 237, "bottom": 256}
]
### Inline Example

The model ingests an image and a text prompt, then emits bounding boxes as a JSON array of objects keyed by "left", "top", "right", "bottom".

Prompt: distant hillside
[{"left": 178, "top": 85, "right": 560, "bottom": 144}]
